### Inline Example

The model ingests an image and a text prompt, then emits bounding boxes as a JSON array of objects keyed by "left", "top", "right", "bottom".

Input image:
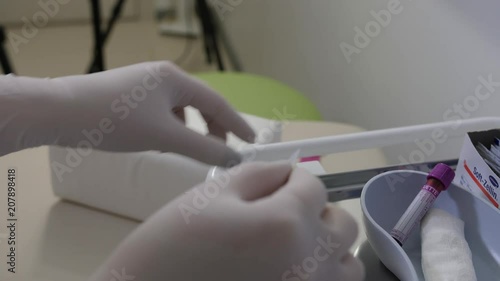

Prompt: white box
[
  {"left": 49, "top": 110, "right": 282, "bottom": 221},
  {"left": 456, "top": 130, "right": 500, "bottom": 209}
]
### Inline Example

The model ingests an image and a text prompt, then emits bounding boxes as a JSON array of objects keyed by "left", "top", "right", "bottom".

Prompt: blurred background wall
[
  {"left": 220, "top": 0, "right": 500, "bottom": 161},
  {"left": 2, "top": 0, "right": 500, "bottom": 162}
]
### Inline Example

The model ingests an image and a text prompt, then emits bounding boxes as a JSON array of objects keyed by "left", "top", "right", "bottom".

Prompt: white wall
[{"left": 221, "top": 0, "right": 500, "bottom": 162}]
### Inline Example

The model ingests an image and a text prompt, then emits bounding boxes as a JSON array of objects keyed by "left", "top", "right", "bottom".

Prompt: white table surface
[{"left": 0, "top": 121, "right": 387, "bottom": 281}]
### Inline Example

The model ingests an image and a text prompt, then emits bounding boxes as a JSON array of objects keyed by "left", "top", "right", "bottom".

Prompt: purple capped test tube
[{"left": 390, "top": 163, "right": 455, "bottom": 246}]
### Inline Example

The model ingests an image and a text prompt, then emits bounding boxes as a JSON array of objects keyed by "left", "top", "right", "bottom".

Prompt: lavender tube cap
[{"left": 427, "top": 163, "right": 455, "bottom": 190}]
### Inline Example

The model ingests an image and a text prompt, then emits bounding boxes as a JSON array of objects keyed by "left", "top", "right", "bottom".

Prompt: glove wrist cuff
[{"left": 0, "top": 75, "right": 72, "bottom": 155}]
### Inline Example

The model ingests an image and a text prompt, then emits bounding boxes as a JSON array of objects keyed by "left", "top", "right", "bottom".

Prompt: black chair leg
[
  {"left": 196, "top": 0, "right": 225, "bottom": 71},
  {"left": 89, "top": 0, "right": 105, "bottom": 73},
  {"left": 0, "top": 26, "right": 15, "bottom": 74},
  {"left": 209, "top": 32, "right": 224, "bottom": 71},
  {"left": 87, "top": 0, "right": 126, "bottom": 73}
]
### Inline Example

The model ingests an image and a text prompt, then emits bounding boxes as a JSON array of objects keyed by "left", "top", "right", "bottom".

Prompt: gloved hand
[
  {"left": 0, "top": 61, "right": 255, "bottom": 166},
  {"left": 89, "top": 162, "right": 364, "bottom": 281}
]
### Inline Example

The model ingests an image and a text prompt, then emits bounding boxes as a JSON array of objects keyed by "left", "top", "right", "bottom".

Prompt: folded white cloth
[{"left": 421, "top": 208, "right": 477, "bottom": 281}]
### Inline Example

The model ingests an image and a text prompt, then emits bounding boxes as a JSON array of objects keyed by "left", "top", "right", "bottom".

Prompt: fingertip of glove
[
  {"left": 341, "top": 254, "right": 365, "bottom": 281},
  {"left": 272, "top": 160, "right": 294, "bottom": 170},
  {"left": 246, "top": 130, "right": 257, "bottom": 143},
  {"left": 217, "top": 148, "right": 243, "bottom": 168},
  {"left": 230, "top": 160, "right": 293, "bottom": 178}
]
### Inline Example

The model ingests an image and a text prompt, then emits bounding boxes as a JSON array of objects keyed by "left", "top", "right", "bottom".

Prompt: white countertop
[{"left": 0, "top": 120, "right": 387, "bottom": 281}]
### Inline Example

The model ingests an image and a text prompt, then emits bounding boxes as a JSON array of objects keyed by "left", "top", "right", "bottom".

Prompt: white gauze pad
[{"left": 421, "top": 208, "right": 477, "bottom": 281}]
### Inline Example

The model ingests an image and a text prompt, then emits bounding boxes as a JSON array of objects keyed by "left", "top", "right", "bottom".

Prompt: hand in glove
[
  {"left": 89, "top": 161, "right": 364, "bottom": 281},
  {"left": 0, "top": 61, "right": 255, "bottom": 166}
]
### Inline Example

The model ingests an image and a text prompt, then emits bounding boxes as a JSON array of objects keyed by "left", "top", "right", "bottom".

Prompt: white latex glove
[
  {"left": 0, "top": 61, "right": 255, "bottom": 166},
  {"left": 88, "top": 162, "right": 364, "bottom": 281}
]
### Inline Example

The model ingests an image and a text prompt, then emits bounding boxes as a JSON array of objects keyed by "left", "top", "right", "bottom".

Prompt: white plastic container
[
  {"left": 49, "top": 110, "right": 281, "bottom": 221},
  {"left": 361, "top": 170, "right": 500, "bottom": 281}
]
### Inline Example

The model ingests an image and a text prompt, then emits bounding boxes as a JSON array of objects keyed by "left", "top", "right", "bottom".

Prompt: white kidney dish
[{"left": 361, "top": 170, "right": 500, "bottom": 281}]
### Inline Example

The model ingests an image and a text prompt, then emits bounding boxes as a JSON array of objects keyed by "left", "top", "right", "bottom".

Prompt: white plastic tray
[{"left": 362, "top": 171, "right": 500, "bottom": 281}]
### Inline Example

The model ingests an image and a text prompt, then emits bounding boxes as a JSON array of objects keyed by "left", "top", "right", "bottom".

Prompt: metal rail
[{"left": 321, "top": 159, "right": 459, "bottom": 202}]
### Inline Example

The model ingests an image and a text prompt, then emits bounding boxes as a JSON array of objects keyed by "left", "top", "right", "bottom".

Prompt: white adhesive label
[{"left": 391, "top": 185, "right": 440, "bottom": 245}]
